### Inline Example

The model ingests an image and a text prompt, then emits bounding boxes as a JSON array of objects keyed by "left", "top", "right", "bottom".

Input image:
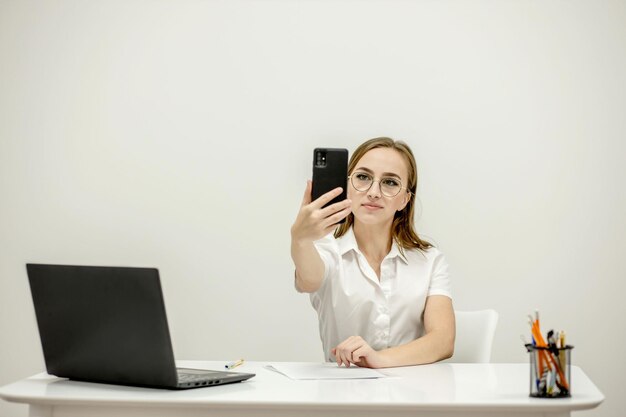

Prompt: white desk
[{"left": 0, "top": 361, "right": 603, "bottom": 417}]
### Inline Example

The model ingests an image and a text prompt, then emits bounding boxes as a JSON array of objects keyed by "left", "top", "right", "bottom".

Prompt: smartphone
[{"left": 312, "top": 148, "right": 349, "bottom": 216}]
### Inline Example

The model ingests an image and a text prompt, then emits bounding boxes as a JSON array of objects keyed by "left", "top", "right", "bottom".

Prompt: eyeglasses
[{"left": 348, "top": 171, "right": 411, "bottom": 198}]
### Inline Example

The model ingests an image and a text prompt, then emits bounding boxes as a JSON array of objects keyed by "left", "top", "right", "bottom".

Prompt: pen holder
[{"left": 525, "top": 344, "right": 573, "bottom": 398}]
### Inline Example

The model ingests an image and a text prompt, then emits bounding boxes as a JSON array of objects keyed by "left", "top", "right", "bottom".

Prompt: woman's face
[{"left": 348, "top": 147, "right": 410, "bottom": 226}]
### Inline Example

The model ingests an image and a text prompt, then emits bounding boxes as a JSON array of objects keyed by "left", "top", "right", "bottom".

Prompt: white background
[{"left": 1, "top": 1, "right": 624, "bottom": 416}]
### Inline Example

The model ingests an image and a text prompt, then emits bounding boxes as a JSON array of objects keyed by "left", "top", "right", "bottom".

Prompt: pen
[{"left": 225, "top": 359, "right": 244, "bottom": 369}]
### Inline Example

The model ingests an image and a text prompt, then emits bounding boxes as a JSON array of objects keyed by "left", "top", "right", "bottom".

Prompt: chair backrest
[{"left": 442, "top": 309, "right": 499, "bottom": 363}]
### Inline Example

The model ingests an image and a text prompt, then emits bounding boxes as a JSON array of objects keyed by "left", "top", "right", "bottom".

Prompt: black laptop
[{"left": 26, "top": 264, "right": 255, "bottom": 389}]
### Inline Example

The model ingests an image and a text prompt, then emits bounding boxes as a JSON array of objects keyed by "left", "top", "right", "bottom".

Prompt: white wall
[{"left": 1, "top": 1, "right": 624, "bottom": 416}]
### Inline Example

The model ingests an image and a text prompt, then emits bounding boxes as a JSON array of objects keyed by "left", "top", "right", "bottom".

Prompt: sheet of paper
[{"left": 265, "top": 362, "right": 385, "bottom": 380}]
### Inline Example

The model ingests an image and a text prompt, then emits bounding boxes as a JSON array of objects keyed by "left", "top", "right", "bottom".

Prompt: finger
[
  {"left": 337, "top": 341, "right": 361, "bottom": 367},
  {"left": 344, "top": 342, "right": 364, "bottom": 363},
  {"left": 336, "top": 346, "right": 352, "bottom": 367},
  {"left": 331, "top": 348, "right": 340, "bottom": 366},
  {"left": 300, "top": 180, "right": 313, "bottom": 207},
  {"left": 320, "top": 207, "right": 352, "bottom": 235},
  {"left": 352, "top": 345, "right": 368, "bottom": 364},
  {"left": 340, "top": 351, "right": 352, "bottom": 367},
  {"left": 334, "top": 336, "right": 358, "bottom": 367},
  {"left": 310, "top": 186, "right": 343, "bottom": 209},
  {"left": 337, "top": 338, "right": 365, "bottom": 364},
  {"left": 332, "top": 347, "right": 343, "bottom": 367},
  {"left": 319, "top": 198, "right": 352, "bottom": 219},
  {"left": 336, "top": 350, "right": 346, "bottom": 367},
  {"left": 335, "top": 345, "right": 346, "bottom": 367},
  {"left": 322, "top": 206, "right": 352, "bottom": 229}
]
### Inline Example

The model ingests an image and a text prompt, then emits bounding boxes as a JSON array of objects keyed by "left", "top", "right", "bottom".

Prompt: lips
[{"left": 362, "top": 203, "right": 383, "bottom": 209}]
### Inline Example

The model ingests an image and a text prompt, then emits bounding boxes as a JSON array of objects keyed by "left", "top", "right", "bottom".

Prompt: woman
[{"left": 290, "top": 137, "right": 455, "bottom": 368}]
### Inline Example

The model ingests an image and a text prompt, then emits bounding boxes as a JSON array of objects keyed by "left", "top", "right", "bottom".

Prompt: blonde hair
[{"left": 334, "top": 137, "right": 433, "bottom": 253}]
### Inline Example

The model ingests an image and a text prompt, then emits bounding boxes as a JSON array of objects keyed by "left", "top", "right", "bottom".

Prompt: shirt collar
[{"left": 337, "top": 227, "right": 409, "bottom": 265}]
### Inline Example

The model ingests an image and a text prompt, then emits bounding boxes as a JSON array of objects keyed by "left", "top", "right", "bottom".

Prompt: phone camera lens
[{"left": 315, "top": 150, "right": 327, "bottom": 167}]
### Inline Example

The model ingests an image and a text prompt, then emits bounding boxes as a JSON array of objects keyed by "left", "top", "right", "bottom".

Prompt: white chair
[{"left": 442, "top": 309, "right": 499, "bottom": 363}]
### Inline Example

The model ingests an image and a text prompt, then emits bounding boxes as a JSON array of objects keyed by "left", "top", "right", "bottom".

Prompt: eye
[
  {"left": 381, "top": 178, "right": 400, "bottom": 187},
  {"left": 354, "top": 173, "right": 371, "bottom": 181}
]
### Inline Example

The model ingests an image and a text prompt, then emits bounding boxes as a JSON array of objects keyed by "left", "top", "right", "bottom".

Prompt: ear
[{"left": 397, "top": 191, "right": 410, "bottom": 212}]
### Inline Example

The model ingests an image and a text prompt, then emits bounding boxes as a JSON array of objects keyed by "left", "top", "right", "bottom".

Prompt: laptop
[{"left": 26, "top": 264, "right": 255, "bottom": 389}]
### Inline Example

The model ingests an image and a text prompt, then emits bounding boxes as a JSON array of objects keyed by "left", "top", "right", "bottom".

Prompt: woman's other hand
[{"left": 331, "top": 336, "right": 386, "bottom": 369}]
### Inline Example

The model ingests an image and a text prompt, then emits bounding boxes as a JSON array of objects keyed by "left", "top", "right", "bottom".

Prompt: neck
[{"left": 352, "top": 220, "right": 393, "bottom": 261}]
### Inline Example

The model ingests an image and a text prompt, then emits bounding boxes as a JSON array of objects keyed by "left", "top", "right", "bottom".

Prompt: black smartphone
[{"left": 312, "top": 148, "right": 349, "bottom": 215}]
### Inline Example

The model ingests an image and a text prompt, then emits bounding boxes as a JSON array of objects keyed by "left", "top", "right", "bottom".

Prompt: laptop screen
[{"left": 27, "top": 264, "right": 179, "bottom": 387}]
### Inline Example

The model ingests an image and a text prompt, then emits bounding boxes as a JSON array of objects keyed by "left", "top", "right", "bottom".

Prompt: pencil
[{"left": 225, "top": 359, "right": 244, "bottom": 369}]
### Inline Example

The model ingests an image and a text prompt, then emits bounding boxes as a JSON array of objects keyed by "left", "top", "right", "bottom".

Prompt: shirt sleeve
[{"left": 427, "top": 249, "right": 452, "bottom": 299}]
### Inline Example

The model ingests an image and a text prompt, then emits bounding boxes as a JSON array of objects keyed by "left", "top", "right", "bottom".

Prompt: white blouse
[{"left": 309, "top": 227, "right": 452, "bottom": 362}]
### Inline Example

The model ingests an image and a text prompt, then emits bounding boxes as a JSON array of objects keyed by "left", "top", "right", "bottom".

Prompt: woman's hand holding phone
[
  {"left": 291, "top": 180, "right": 352, "bottom": 244},
  {"left": 291, "top": 180, "right": 351, "bottom": 293}
]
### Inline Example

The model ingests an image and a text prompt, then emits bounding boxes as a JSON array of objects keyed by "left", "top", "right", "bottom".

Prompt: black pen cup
[{"left": 525, "top": 344, "right": 573, "bottom": 398}]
